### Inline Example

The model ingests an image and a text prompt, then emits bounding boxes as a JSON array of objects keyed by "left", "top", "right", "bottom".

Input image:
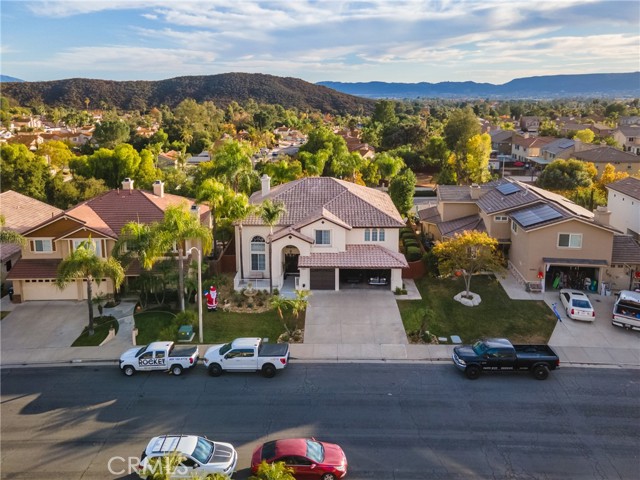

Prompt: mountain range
[{"left": 318, "top": 72, "right": 640, "bottom": 99}]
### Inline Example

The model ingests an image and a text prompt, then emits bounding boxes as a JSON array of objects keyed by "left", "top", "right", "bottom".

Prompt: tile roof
[
  {"left": 606, "top": 176, "right": 640, "bottom": 200},
  {"left": 6, "top": 259, "right": 62, "bottom": 279},
  {"left": 438, "top": 214, "right": 486, "bottom": 237},
  {"left": 573, "top": 146, "right": 640, "bottom": 164},
  {"left": 246, "top": 177, "right": 404, "bottom": 228},
  {"left": 298, "top": 244, "right": 408, "bottom": 269},
  {"left": 490, "top": 130, "right": 514, "bottom": 143},
  {"left": 437, "top": 181, "right": 500, "bottom": 202},
  {"left": 615, "top": 125, "right": 640, "bottom": 136},
  {"left": 513, "top": 135, "right": 556, "bottom": 148},
  {"left": 0, "top": 191, "right": 63, "bottom": 261},
  {"left": 541, "top": 138, "right": 575, "bottom": 155},
  {"left": 418, "top": 206, "right": 441, "bottom": 223},
  {"left": 476, "top": 184, "right": 540, "bottom": 214},
  {"left": 612, "top": 235, "right": 640, "bottom": 264}
]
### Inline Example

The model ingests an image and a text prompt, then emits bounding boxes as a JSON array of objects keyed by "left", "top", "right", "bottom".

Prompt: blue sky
[{"left": 1, "top": 0, "right": 639, "bottom": 84}]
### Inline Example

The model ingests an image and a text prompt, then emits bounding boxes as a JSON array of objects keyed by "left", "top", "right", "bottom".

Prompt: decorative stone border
[{"left": 454, "top": 291, "right": 482, "bottom": 307}]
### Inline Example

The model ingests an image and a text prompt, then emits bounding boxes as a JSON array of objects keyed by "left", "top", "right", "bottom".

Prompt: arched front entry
[{"left": 282, "top": 245, "right": 300, "bottom": 278}]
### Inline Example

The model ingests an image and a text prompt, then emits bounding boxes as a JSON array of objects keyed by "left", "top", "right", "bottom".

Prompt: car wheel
[
  {"left": 208, "top": 363, "right": 223, "bottom": 377},
  {"left": 532, "top": 364, "right": 549, "bottom": 380},
  {"left": 122, "top": 365, "right": 135, "bottom": 376},
  {"left": 262, "top": 363, "right": 276, "bottom": 378},
  {"left": 321, "top": 474, "right": 337, "bottom": 480},
  {"left": 465, "top": 365, "right": 481, "bottom": 380},
  {"left": 171, "top": 365, "right": 183, "bottom": 376}
]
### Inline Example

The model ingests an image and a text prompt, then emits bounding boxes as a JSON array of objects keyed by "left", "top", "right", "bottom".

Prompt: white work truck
[
  {"left": 203, "top": 337, "right": 290, "bottom": 378},
  {"left": 119, "top": 341, "right": 199, "bottom": 376}
]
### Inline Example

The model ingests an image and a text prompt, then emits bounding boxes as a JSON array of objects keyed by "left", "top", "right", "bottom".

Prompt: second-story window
[
  {"left": 72, "top": 239, "right": 103, "bottom": 257},
  {"left": 364, "top": 228, "right": 386, "bottom": 241},
  {"left": 495, "top": 216, "right": 508, "bottom": 222},
  {"left": 32, "top": 239, "right": 53, "bottom": 253},
  {"left": 558, "top": 233, "right": 582, "bottom": 248},
  {"left": 315, "top": 230, "right": 331, "bottom": 245}
]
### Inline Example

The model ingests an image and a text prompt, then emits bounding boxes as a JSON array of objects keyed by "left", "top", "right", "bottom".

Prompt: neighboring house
[
  {"left": 606, "top": 177, "right": 640, "bottom": 240},
  {"left": 539, "top": 138, "right": 576, "bottom": 165},
  {"left": 420, "top": 179, "right": 640, "bottom": 292},
  {"left": 6, "top": 133, "right": 44, "bottom": 151},
  {"left": 573, "top": 147, "right": 640, "bottom": 176},
  {"left": 273, "top": 127, "right": 306, "bottom": 143},
  {"left": 612, "top": 126, "right": 640, "bottom": 155},
  {"left": 588, "top": 123, "right": 614, "bottom": 137},
  {"left": 6, "top": 179, "right": 211, "bottom": 303},
  {"left": 0, "top": 191, "right": 63, "bottom": 287},
  {"left": 157, "top": 150, "right": 181, "bottom": 169},
  {"left": 519, "top": 116, "right": 540, "bottom": 133},
  {"left": 619, "top": 116, "right": 640, "bottom": 127},
  {"left": 511, "top": 135, "right": 555, "bottom": 163},
  {"left": 235, "top": 175, "right": 407, "bottom": 292},
  {"left": 335, "top": 129, "right": 375, "bottom": 159},
  {"left": 490, "top": 130, "right": 514, "bottom": 156}
]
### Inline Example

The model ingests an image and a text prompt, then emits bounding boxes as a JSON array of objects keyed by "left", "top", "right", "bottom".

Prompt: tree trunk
[
  {"left": 464, "top": 272, "right": 472, "bottom": 297},
  {"left": 239, "top": 225, "right": 244, "bottom": 281},
  {"left": 268, "top": 239, "right": 273, "bottom": 294},
  {"left": 178, "top": 247, "right": 185, "bottom": 312},
  {"left": 86, "top": 276, "right": 94, "bottom": 336}
]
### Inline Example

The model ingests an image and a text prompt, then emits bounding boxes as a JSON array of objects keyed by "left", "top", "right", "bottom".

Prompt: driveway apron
[{"left": 304, "top": 290, "right": 408, "bottom": 345}]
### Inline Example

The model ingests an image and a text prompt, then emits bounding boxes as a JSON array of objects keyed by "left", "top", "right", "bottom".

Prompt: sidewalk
[{"left": 1, "top": 280, "right": 639, "bottom": 369}]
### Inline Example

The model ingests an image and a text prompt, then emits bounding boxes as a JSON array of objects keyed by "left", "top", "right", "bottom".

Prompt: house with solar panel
[
  {"left": 235, "top": 175, "right": 408, "bottom": 293},
  {"left": 418, "top": 179, "right": 640, "bottom": 293}
]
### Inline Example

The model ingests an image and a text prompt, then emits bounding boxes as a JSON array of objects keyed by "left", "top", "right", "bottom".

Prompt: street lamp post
[{"left": 188, "top": 246, "right": 203, "bottom": 343}]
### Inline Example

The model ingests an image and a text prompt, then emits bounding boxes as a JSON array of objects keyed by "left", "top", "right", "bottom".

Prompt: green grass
[
  {"left": 1, "top": 311, "right": 10, "bottom": 321},
  {"left": 398, "top": 275, "right": 556, "bottom": 344},
  {"left": 71, "top": 316, "right": 119, "bottom": 346},
  {"left": 134, "top": 307, "right": 299, "bottom": 345}
]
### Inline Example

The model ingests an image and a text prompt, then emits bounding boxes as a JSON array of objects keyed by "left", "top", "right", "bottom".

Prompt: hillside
[
  {"left": 318, "top": 72, "right": 640, "bottom": 99},
  {"left": 0, "top": 73, "right": 375, "bottom": 114},
  {"left": 0, "top": 75, "right": 24, "bottom": 83}
]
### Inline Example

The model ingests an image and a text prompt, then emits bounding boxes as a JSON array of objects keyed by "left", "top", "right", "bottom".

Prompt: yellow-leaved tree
[{"left": 432, "top": 231, "right": 504, "bottom": 300}]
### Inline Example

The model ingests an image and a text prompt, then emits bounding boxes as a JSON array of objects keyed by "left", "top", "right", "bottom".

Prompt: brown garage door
[{"left": 310, "top": 269, "right": 335, "bottom": 290}]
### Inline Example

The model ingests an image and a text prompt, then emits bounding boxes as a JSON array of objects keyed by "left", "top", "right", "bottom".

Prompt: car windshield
[
  {"left": 191, "top": 437, "right": 214, "bottom": 464},
  {"left": 472, "top": 340, "right": 488, "bottom": 355},
  {"left": 305, "top": 440, "right": 324, "bottom": 463},
  {"left": 572, "top": 299, "right": 591, "bottom": 309},
  {"left": 135, "top": 346, "right": 147, "bottom": 357},
  {"left": 219, "top": 343, "right": 232, "bottom": 355}
]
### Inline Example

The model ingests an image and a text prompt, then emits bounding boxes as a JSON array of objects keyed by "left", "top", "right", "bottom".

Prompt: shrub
[
  {"left": 406, "top": 246, "right": 422, "bottom": 261},
  {"left": 404, "top": 239, "right": 418, "bottom": 248},
  {"left": 174, "top": 310, "right": 198, "bottom": 327},
  {"left": 423, "top": 251, "right": 440, "bottom": 276}
]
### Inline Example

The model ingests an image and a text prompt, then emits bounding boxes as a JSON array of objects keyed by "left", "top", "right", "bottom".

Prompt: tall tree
[
  {"left": 56, "top": 240, "right": 124, "bottom": 336},
  {"left": 374, "top": 152, "right": 405, "bottom": 186},
  {"left": 388, "top": 169, "right": 416, "bottom": 217},
  {"left": 537, "top": 159, "right": 593, "bottom": 191},
  {"left": 36, "top": 140, "right": 74, "bottom": 170},
  {"left": 93, "top": 120, "right": 130, "bottom": 149},
  {"left": 0, "top": 215, "right": 26, "bottom": 247},
  {"left": 196, "top": 179, "right": 229, "bottom": 259},
  {"left": 260, "top": 199, "right": 287, "bottom": 293},
  {"left": 0, "top": 144, "right": 50, "bottom": 200},
  {"left": 432, "top": 231, "right": 504, "bottom": 299},
  {"left": 465, "top": 133, "right": 492, "bottom": 184},
  {"left": 573, "top": 129, "right": 595, "bottom": 144},
  {"left": 443, "top": 108, "right": 481, "bottom": 182}
]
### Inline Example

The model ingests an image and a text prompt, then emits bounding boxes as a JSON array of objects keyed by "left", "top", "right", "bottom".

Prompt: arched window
[{"left": 251, "top": 236, "right": 266, "bottom": 271}]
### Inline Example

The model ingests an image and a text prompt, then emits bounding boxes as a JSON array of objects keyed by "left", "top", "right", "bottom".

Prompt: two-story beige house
[
  {"left": 573, "top": 146, "right": 640, "bottom": 177},
  {"left": 613, "top": 126, "right": 640, "bottom": 155},
  {"left": 7, "top": 179, "right": 211, "bottom": 303},
  {"left": 419, "top": 179, "right": 640, "bottom": 293},
  {"left": 235, "top": 176, "right": 407, "bottom": 292}
]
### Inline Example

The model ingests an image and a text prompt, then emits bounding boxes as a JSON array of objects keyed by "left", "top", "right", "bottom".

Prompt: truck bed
[
  {"left": 258, "top": 343, "right": 289, "bottom": 357},
  {"left": 513, "top": 344, "right": 557, "bottom": 356},
  {"left": 169, "top": 346, "right": 198, "bottom": 357}
]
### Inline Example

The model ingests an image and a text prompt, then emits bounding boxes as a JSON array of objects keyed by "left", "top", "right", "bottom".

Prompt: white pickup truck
[
  {"left": 203, "top": 337, "right": 290, "bottom": 378},
  {"left": 119, "top": 341, "right": 199, "bottom": 376}
]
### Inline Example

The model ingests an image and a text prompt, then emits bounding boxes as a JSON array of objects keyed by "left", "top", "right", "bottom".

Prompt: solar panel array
[
  {"left": 496, "top": 183, "right": 520, "bottom": 195},
  {"left": 558, "top": 139, "right": 574, "bottom": 148},
  {"left": 511, "top": 204, "right": 562, "bottom": 227}
]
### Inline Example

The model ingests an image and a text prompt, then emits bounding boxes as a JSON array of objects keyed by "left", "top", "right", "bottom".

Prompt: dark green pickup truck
[{"left": 452, "top": 338, "right": 560, "bottom": 380}]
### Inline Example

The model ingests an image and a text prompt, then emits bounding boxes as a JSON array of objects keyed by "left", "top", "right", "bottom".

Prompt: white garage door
[{"left": 21, "top": 279, "right": 79, "bottom": 301}]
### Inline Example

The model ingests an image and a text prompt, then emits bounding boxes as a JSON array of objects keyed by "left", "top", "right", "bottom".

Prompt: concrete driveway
[
  {"left": 1, "top": 301, "right": 88, "bottom": 352},
  {"left": 304, "top": 290, "right": 408, "bottom": 345}
]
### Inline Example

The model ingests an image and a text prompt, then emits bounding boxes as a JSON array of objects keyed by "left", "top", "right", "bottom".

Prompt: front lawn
[
  {"left": 398, "top": 275, "right": 556, "bottom": 344},
  {"left": 134, "top": 307, "right": 300, "bottom": 345},
  {"left": 71, "top": 316, "right": 119, "bottom": 346}
]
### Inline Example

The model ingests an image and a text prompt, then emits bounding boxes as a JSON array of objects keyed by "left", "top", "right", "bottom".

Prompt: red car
[{"left": 251, "top": 438, "right": 348, "bottom": 479}]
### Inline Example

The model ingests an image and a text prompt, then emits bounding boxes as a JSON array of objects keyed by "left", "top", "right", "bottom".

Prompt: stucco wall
[
  {"left": 439, "top": 203, "right": 478, "bottom": 222},
  {"left": 607, "top": 190, "right": 640, "bottom": 236}
]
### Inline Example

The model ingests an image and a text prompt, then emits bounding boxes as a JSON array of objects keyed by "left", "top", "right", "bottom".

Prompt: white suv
[
  {"left": 559, "top": 289, "right": 595, "bottom": 322},
  {"left": 138, "top": 435, "right": 237, "bottom": 479}
]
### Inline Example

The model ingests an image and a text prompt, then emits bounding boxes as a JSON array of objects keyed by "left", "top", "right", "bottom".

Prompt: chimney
[
  {"left": 152, "top": 180, "right": 164, "bottom": 198},
  {"left": 190, "top": 204, "right": 200, "bottom": 218},
  {"left": 469, "top": 183, "right": 482, "bottom": 200},
  {"left": 122, "top": 178, "right": 134, "bottom": 191},
  {"left": 593, "top": 205, "right": 611, "bottom": 226},
  {"left": 261, "top": 174, "right": 271, "bottom": 197}
]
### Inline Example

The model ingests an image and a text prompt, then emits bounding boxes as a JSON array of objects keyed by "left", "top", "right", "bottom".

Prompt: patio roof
[{"left": 298, "top": 244, "right": 408, "bottom": 269}]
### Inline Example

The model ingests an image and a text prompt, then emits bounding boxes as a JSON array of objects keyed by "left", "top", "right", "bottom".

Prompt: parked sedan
[
  {"left": 559, "top": 289, "right": 596, "bottom": 321},
  {"left": 251, "top": 438, "right": 347, "bottom": 479}
]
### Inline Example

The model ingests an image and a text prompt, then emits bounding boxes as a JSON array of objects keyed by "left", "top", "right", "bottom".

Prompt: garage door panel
[
  {"left": 310, "top": 269, "right": 335, "bottom": 290},
  {"left": 22, "top": 280, "right": 78, "bottom": 300}
]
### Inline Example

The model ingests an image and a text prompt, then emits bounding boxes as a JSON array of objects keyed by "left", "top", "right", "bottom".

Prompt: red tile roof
[
  {"left": 6, "top": 259, "right": 62, "bottom": 279},
  {"left": 298, "top": 244, "right": 408, "bottom": 269}
]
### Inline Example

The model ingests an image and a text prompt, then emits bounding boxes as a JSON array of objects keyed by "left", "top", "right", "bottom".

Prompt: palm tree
[
  {"left": 56, "top": 240, "right": 125, "bottom": 336},
  {"left": 0, "top": 215, "right": 26, "bottom": 247},
  {"left": 259, "top": 199, "right": 286, "bottom": 293},
  {"left": 196, "top": 178, "right": 228, "bottom": 259},
  {"left": 156, "top": 204, "right": 212, "bottom": 312}
]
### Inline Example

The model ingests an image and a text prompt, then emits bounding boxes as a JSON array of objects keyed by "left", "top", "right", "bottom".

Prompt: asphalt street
[{"left": 1, "top": 363, "right": 638, "bottom": 480}]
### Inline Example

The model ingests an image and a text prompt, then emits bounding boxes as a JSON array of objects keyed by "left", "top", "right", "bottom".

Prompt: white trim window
[
  {"left": 494, "top": 215, "right": 508, "bottom": 222},
  {"left": 315, "top": 229, "right": 331, "bottom": 246},
  {"left": 511, "top": 221, "right": 518, "bottom": 234},
  {"left": 32, "top": 239, "right": 53, "bottom": 253},
  {"left": 251, "top": 236, "right": 266, "bottom": 271},
  {"left": 558, "top": 233, "right": 582, "bottom": 249},
  {"left": 364, "top": 228, "right": 386, "bottom": 242},
  {"left": 72, "top": 239, "right": 103, "bottom": 257}
]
